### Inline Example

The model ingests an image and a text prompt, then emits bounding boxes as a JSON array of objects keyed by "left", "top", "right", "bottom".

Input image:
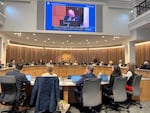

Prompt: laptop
[
  {"left": 25, "top": 74, "right": 32, "bottom": 81},
  {"left": 70, "top": 75, "right": 82, "bottom": 83}
]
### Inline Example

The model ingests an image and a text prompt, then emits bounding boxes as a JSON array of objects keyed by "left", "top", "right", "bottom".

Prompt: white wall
[
  {"left": 1, "top": 0, "right": 130, "bottom": 36},
  {"left": 0, "top": 0, "right": 37, "bottom": 32},
  {"left": 103, "top": 4, "right": 130, "bottom": 36}
]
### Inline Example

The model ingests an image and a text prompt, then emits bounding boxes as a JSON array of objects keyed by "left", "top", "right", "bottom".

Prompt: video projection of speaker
[{"left": 45, "top": 1, "right": 96, "bottom": 32}]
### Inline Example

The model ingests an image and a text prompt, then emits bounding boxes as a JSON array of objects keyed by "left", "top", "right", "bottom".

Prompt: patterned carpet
[{"left": 0, "top": 101, "right": 150, "bottom": 113}]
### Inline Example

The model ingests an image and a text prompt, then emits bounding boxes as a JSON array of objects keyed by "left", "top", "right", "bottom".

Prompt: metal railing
[{"left": 136, "top": 0, "right": 150, "bottom": 16}]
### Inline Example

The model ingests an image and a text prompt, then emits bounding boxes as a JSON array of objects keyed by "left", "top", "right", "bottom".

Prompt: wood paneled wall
[
  {"left": 136, "top": 43, "right": 150, "bottom": 66},
  {"left": 6, "top": 46, "right": 125, "bottom": 64}
]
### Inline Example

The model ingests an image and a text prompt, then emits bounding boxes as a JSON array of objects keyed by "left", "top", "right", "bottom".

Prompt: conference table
[
  {"left": 30, "top": 77, "right": 109, "bottom": 103},
  {"left": 0, "top": 65, "right": 150, "bottom": 101}
]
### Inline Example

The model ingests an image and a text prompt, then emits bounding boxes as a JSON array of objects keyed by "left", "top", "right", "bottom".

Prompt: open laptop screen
[{"left": 25, "top": 75, "right": 32, "bottom": 81}]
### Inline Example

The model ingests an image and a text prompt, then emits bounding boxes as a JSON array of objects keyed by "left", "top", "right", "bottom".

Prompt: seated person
[
  {"left": 30, "top": 60, "right": 37, "bottom": 66},
  {"left": 124, "top": 63, "right": 137, "bottom": 91},
  {"left": 103, "top": 65, "right": 122, "bottom": 95},
  {"left": 99, "top": 60, "right": 104, "bottom": 66},
  {"left": 6, "top": 63, "right": 30, "bottom": 109},
  {"left": 108, "top": 60, "right": 113, "bottom": 67},
  {"left": 74, "top": 65, "right": 96, "bottom": 102},
  {"left": 72, "top": 60, "right": 78, "bottom": 66},
  {"left": 64, "top": 9, "right": 80, "bottom": 22},
  {"left": 38, "top": 59, "right": 45, "bottom": 65},
  {"left": 48, "top": 59, "right": 54, "bottom": 65},
  {"left": 93, "top": 57, "right": 98, "bottom": 65},
  {"left": 140, "top": 60, "right": 150, "bottom": 70},
  {"left": 118, "top": 59, "right": 123, "bottom": 67},
  {"left": 8, "top": 59, "right": 16, "bottom": 67},
  {"left": 41, "top": 65, "right": 57, "bottom": 77}
]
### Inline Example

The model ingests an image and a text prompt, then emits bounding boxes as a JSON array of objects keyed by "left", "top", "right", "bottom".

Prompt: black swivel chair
[
  {"left": 0, "top": 76, "right": 28, "bottom": 113},
  {"left": 82, "top": 78, "right": 102, "bottom": 113},
  {"left": 104, "top": 77, "right": 129, "bottom": 113},
  {"left": 127, "top": 75, "right": 142, "bottom": 108}
]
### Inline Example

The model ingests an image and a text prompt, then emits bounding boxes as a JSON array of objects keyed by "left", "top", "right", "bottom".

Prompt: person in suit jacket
[
  {"left": 74, "top": 65, "right": 96, "bottom": 102},
  {"left": 140, "top": 60, "right": 150, "bottom": 70},
  {"left": 6, "top": 63, "right": 30, "bottom": 107}
]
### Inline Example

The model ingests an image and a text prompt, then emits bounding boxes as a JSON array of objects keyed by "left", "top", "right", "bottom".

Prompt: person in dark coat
[
  {"left": 140, "top": 60, "right": 150, "bottom": 70},
  {"left": 6, "top": 63, "right": 30, "bottom": 106},
  {"left": 30, "top": 77, "right": 60, "bottom": 113},
  {"left": 103, "top": 65, "right": 122, "bottom": 95}
]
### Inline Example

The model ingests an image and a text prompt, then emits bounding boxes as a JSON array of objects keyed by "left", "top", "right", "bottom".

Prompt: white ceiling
[{"left": 3, "top": 32, "right": 130, "bottom": 48}]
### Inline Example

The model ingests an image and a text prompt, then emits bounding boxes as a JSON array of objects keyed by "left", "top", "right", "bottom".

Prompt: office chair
[
  {"left": 104, "top": 77, "right": 129, "bottom": 113},
  {"left": 0, "top": 76, "right": 28, "bottom": 113},
  {"left": 82, "top": 78, "right": 102, "bottom": 113},
  {"left": 127, "top": 75, "right": 142, "bottom": 108}
]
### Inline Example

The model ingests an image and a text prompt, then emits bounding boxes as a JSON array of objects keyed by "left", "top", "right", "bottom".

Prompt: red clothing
[{"left": 126, "top": 85, "right": 132, "bottom": 91}]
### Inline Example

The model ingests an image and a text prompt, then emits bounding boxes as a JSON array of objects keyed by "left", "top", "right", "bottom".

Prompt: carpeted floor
[{"left": 0, "top": 101, "right": 150, "bottom": 113}]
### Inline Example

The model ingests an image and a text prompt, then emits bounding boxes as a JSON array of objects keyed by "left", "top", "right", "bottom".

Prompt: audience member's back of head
[
  {"left": 112, "top": 65, "right": 121, "bottom": 75},
  {"left": 127, "top": 63, "right": 136, "bottom": 73},
  {"left": 47, "top": 65, "right": 54, "bottom": 75},
  {"left": 16, "top": 63, "right": 23, "bottom": 71},
  {"left": 86, "top": 65, "right": 94, "bottom": 73}
]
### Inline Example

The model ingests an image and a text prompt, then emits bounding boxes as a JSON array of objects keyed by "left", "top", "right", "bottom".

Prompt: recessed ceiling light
[
  {"left": 114, "top": 36, "right": 120, "bottom": 39},
  {"left": 96, "top": 41, "right": 99, "bottom": 43},
  {"left": 61, "top": 42, "right": 64, "bottom": 44},
  {"left": 102, "top": 36, "right": 105, "bottom": 38},
  {"left": 52, "top": 41, "right": 55, "bottom": 43},
  {"left": 34, "top": 39, "right": 37, "bottom": 41},
  {"left": 66, "top": 40, "right": 69, "bottom": 42},
  {"left": 26, "top": 37, "right": 29, "bottom": 39},
  {"left": 130, "top": 10, "right": 133, "bottom": 13},
  {"left": 113, "top": 38, "right": 115, "bottom": 40},
  {"left": 33, "top": 33, "right": 36, "bottom": 36},
  {"left": 48, "top": 38, "right": 50, "bottom": 40},
  {"left": 0, "top": 2, "right": 4, "bottom": 5},
  {"left": 104, "top": 40, "right": 107, "bottom": 42},
  {"left": 44, "top": 40, "right": 47, "bottom": 43},
  {"left": 87, "top": 42, "right": 90, "bottom": 44},
  {"left": 68, "top": 35, "right": 72, "bottom": 37},
  {"left": 85, "top": 40, "right": 88, "bottom": 42}
]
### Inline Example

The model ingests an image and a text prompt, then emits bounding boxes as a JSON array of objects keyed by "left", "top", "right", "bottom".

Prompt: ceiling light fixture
[
  {"left": 33, "top": 33, "right": 36, "bottom": 36},
  {"left": 114, "top": 36, "right": 120, "bottom": 39},
  {"left": 44, "top": 40, "right": 47, "bottom": 43},
  {"left": 68, "top": 35, "right": 72, "bottom": 37},
  {"left": 102, "top": 36, "right": 105, "bottom": 38},
  {"left": 48, "top": 38, "right": 50, "bottom": 40},
  {"left": 26, "top": 37, "right": 29, "bottom": 39},
  {"left": 52, "top": 41, "right": 55, "bottom": 43},
  {"left": 104, "top": 40, "right": 107, "bottom": 42},
  {"left": 34, "top": 39, "right": 37, "bottom": 41}
]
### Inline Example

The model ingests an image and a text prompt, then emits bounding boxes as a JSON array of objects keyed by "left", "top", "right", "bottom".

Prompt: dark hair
[
  {"left": 112, "top": 65, "right": 121, "bottom": 75},
  {"left": 16, "top": 63, "right": 23, "bottom": 70}
]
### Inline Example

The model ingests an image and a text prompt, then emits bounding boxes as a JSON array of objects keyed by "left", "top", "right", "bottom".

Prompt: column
[
  {"left": 0, "top": 33, "right": 8, "bottom": 67},
  {"left": 124, "top": 41, "right": 136, "bottom": 64}
]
